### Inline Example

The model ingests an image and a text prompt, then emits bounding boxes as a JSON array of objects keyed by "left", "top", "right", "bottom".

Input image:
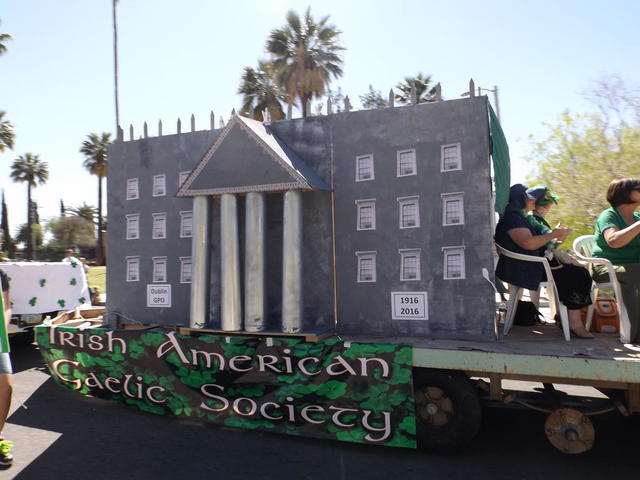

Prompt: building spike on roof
[
  {"left": 191, "top": 114, "right": 195, "bottom": 132},
  {"left": 117, "top": 125, "right": 123, "bottom": 142},
  {"left": 177, "top": 118, "right": 182, "bottom": 135},
  {"left": 469, "top": 78, "right": 476, "bottom": 97},
  {"left": 287, "top": 103, "right": 293, "bottom": 119},
  {"left": 210, "top": 111, "right": 215, "bottom": 130},
  {"left": 219, "top": 117, "right": 225, "bottom": 128},
  {"left": 315, "top": 103, "right": 323, "bottom": 116},
  {"left": 129, "top": 124, "right": 134, "bottom": 141},
  {"left": 231, "top": 108, "right": 236, "bottom": 116},
  {"left": 435, "top": 83, "right": 442, "bottom": 101},
  {"left": 327, "top": 97, "right": 333, "bottom": 115},
  {"left": 143, "top": 122, "right": 148, "bottom": 138},
  {"left": 344, "top": 95, "right": 352, "bottom": 112},
  {"left": 411, "top": 84, "right": 417, "bottom": 105},
  {"left": 262, "top": 108, "right": 271, "bottom": 124},
  {"left": 305, "top": 99, "right": 311, "bottom": 117},
  {"left": 158, "top": 120, "right": 163, "bottom": 136},
  {"left": 388, "top": 88, "right": 395, "bottom": 108}
]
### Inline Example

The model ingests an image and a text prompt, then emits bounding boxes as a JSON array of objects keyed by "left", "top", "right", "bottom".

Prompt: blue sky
[{"left": 1, "top": 0, "right": 639, "bottom": 236}]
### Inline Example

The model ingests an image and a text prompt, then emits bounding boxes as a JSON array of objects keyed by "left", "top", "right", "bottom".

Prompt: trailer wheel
[{"left": 413, "top": 369, "right": 482, "bottom": 453}]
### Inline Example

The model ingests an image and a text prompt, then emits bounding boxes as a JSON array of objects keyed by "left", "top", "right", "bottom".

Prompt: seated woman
[
  {"left": 592, "top": 178, "right": 640, "bottom": 344},
  {"left": 495, "top": 184, "right": 593, "bottom": 338}
]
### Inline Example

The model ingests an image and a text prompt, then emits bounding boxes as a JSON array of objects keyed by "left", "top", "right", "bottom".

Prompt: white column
[
  {"left": 221, "top": 193, "right": 242, "bottom": 331},
  {"left": 189, "top": 196, "right": 209, "bottom": 328},
  {"left": 282, "top": 190, "right": 303, "bottom": 333},
  {"left": 244, "top": 192, "right": 266, "bottom": 332}
]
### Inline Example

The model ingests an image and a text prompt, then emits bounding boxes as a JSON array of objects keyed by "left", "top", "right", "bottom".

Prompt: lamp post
[
  {"left": 461, "top": 84, "right": 501, "bottom": 122},
  {"left": 478, "top": 85, "right": 500, "bottom": 122}
]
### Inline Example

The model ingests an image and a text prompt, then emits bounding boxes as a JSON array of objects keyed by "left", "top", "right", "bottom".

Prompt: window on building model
[
  {"left": 443, "top": 247, "right": 466, "bottom": 279},
  {"left": 126, "top": 178, "right": 139, "bottom": 200},
  {"left": 442, "top": 193, "right": 465, "bottom": 225},
  {"left": 180, "top": 257, "right": 192, "bottom": 284},
  {"left": 126, "top": 214, "right": 140, "bottom": 240},
  {"left": 397, "top": 149, "right": 417, "bottom": 176},
  {"left": 399, "top": 249, "right": 421, "bottom": 281},
  {"left": 356, "top": 251, "right": 377, "bottom": 282},
  {"left": 397, "top": 196, "right": 420, "bottom": 228},
  {"left": 152, "top": 257, "right": 167, "bottom": 283},
  {"left": 355, "top": 154, "right": 374, "bottom": 181},
  {"left": 180, "top": 211, "right": 193, "bottom": 238},
  {"left": 152, "top": 174, "right": 166, "bottom": 196},
  {"left": 152, "top": 213, "right": 167, "bottom": 239},
  {"left": 441, "top": 143, "right": 462, "bottom": 171},
  {"left": 356, "top": 199, "right": 376, "bottom": 230},
  {"left": 126, "top": 256, "right": 140, "bottom": 282}
]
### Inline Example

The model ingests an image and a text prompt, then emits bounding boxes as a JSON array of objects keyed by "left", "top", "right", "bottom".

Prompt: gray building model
[{"left": 107, "top": 95, "right": 497, "bottom": 340}]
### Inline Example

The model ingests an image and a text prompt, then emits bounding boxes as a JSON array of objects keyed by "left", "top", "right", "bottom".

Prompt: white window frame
[
  {"left": 442, "top": 246, "right": 466, "bottom": 280},
  {"left": 396, "top": 149, "right": 417, "bottom": 177},
  {"left": 441, "top": 143, "right": 462, "bottom": 172},
  {"left": 397, "top": 196, "right": 420, "bottom": 229},
  {"left": 355, "top": 154, "right": 374, "bottom": 182},
  {"left": 356, "top": 199, "right": 376, "bottom": 231},
  {"left": 125, "top": 214, "right": 140, "bottom": 240},
  {"left": 179, "top": 171, "right": 190, "bottom": 187},
  {"left": 152, "top": 174, "right": 167, "bottom": 197},
  {"left": 152, "top": 212, "right": 167, "bottom": 240},
  {"left": 180, "top": 257, "right": 192, "bottom": 284},
  {"left": 356, "top": 251, "right": 377, "bottom": 283},
  {"left": 126, "top": 178, "right": 139, "bottom": 200},
  {"left": 126, "top": 256, "right": 140, "bottom": 282},
  {"left": 399, "top": 248, "right": 421, "bottom": 281},
  {"left": 180, "top": 211, "right": 193, "bottom": 238},
  {"left": 152, "top": 256, "right": 168, "bottom": 283},
  {"left": 442, "top": 192, "right": 465, "bottom": 226}
]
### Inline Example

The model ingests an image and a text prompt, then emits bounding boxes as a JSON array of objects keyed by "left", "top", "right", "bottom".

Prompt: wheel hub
[
  {"left": 545, "top": 408, "right": 594, "bottom": 454},
  {"left": 415, "top": 386, "right": 454, "bottom": 427}
]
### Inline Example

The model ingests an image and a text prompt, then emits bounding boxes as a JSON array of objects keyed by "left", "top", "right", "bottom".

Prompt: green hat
[{"left": 526, "top": 185, "right": 558, "bottom": 206}]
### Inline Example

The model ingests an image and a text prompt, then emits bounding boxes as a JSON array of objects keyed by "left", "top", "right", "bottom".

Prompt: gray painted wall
[{"left": 107, "top": 96, "right": 496, "bottom": 340}]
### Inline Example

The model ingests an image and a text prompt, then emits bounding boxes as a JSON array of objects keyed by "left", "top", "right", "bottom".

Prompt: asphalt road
[{"left": 1, "top": 339, "right": 638, "bottom": 480}]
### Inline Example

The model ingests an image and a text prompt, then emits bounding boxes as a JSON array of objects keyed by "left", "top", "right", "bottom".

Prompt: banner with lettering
[{"left": 35, "top": 327, "right": 416, "bottom": 448}]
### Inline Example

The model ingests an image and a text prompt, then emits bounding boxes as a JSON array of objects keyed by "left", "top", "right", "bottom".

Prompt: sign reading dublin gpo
[{"left": 36, "top": 326, "right": 417, "bottom": 448}]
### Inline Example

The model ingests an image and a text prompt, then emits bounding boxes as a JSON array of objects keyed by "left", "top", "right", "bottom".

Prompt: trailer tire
[{"left": 413, "top": 368, "right": 482, "bottom": 453}]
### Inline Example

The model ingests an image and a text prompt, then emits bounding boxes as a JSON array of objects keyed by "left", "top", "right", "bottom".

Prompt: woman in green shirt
[{"left": 592, "top": 178, "right": 640, "bottom": 344}]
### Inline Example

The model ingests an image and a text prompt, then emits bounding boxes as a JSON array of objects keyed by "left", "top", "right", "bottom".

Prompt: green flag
[{"left": 489, "top": 104, "right": 511, "bottom": 215}]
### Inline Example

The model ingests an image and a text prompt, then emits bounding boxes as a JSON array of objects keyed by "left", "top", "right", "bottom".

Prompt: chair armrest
[{"left": 495, "top": 245, "right": 547, "bottom": 263}]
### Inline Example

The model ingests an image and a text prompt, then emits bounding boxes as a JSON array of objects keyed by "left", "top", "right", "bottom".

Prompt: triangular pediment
[{"left": 177, "top": 115, "right": 328, "bottom": 197}]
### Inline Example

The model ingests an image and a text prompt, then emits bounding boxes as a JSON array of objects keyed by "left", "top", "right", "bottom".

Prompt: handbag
[{"left": 514, "top": 300, "right": 543, "bottom": 326}]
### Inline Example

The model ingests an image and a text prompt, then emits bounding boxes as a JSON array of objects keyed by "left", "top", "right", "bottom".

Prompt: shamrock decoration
[
  {"left": 70, "top": 261, "right": 78, "bottom": 268},
  {"left": 70, "top": 278, "right": 77, "bottom": 286},
  {"left": 39, "top": 279, "right": 46, "bottom": 287},
  {"left": 57, "top": 299, "right": 66, "bottom": 308},
  {"left": 79, "top": 297, "right": 86, "bottom": 304},
  {"left": 29, "top": 297, "right": 37, "bottom": 307}
]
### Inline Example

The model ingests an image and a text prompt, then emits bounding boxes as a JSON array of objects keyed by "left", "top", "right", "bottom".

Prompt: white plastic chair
[
  {"left": 572, "top": 235, "right": 631, "bottom": 343},
  {"left": 496, "top": 244, "right": 571, "bottom": 341}
]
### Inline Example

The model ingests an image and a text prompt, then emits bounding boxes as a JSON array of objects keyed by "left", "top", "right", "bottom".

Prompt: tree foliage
[
  {"left": 266, "top": 7, "right": 345, "bottom": 117},
  {"left": 359, "top": 85, "right": 387, "bottom": 110},
  {"left": 80, "top": 132, "right": 110, "bottom": 265},
  {"left": 238, "top": 61, "right": 286, "bottom": 121},
  {"left": 10, "top": 153, "right": 48, "bottom": 259},
  {"left": 0, "top": 111, "right": 14, "bottom": 152},
  {"left": 16, "top": 223, "right": 43, "bottom": 248},
  {"left": 526, "top": 76, "right": 640, "bottom": 246},
  {"left": 46, "top": 216, "right": 96, "bottom": 250},
  {"left": 395, "top": 73, "right": 437, "bottom": 105}
]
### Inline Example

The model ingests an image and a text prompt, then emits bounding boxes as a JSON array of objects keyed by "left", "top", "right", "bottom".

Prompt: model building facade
[{"left": 107, "top": 96, "right": 497, "bottom": 340}]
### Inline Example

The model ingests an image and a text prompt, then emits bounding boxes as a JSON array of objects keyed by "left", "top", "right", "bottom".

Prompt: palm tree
[
  {"left": 0, "top": 22, "right": 11, "bottom": 57},
  {"left": 238, "top": 61, "right": 286, "bottom": 121},
  {"left": 10, "top": 153, "right": 49, "bottom": 259},
  {"left": 395, "top": 73, "right": 437, "bottom": 105},
  {"left": 68, "top": 202, "right": 98, "bottom": 226},
  {"left": 266, "top": 7, "right": 344, "bottom": 117},
  {"left": 0, "top": 111, "right": 14, "bottom": 152},
  {"left": 80, "top": 132, "right": 111, "bottom": 266}
]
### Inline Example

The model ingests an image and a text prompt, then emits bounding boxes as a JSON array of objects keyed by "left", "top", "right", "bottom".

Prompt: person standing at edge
[{"left": 0, "top": 229, "right": 14, "bottom": 467}]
